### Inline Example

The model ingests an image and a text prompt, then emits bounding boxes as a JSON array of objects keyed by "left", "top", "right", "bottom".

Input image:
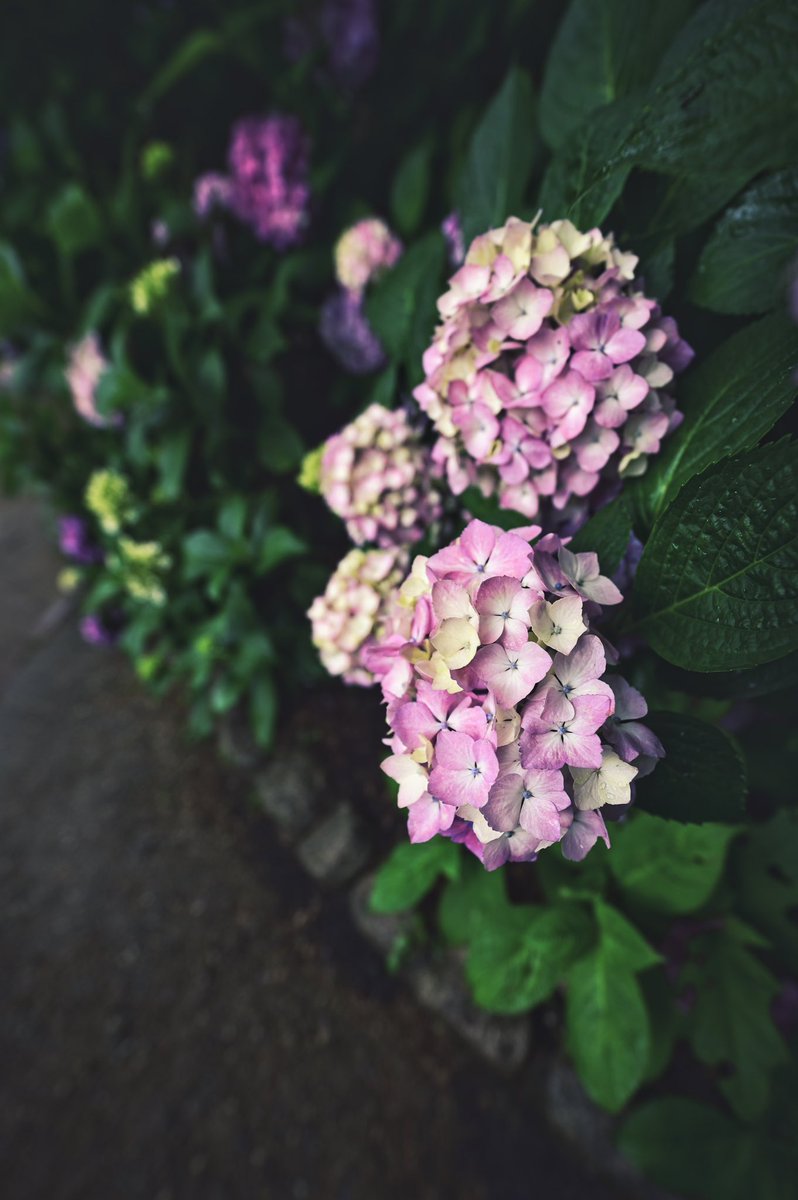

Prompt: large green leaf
[
  {"left": 635, "top": 712, "right": 747, "bottom": 823},
  {"left": 619, "top": 1099, "right": 757, "bottom": 1199},
  {"left": 466, "top": 901, "right": 594, "bottom": 1014},
  {"left": 542, "top": 0, "right": 798, "bottom": 229},
  {"left": 737, "top": 808, "right": 798, "bottom": 971},
  {"left": 370, "top": 839, "right": 461, "bottom": 914},
  {"left": 684, "top": 922, "right": 787, "bottom": 1120},
  {"left": 689, "top": 169, "right": 798, "bottom": 314},
  {"left": 365, "top": 231, "right": 445, "bottom": 380},
  {"left": 568, "top": 493, "right": 632, "bottom": 575},
  {"left": 609, "top": 811, "right": 739, "bottom": 914},
  {"left": 592, "top": 899, "right": 662, "bottom": 972},
  {"left": 641, "top": 315, "right": 798, "bottom": 525},
  {"left": 539, "top": 0, "right": 693, "bottom": 150},
  {"left": 565, "top": 948, "right": 649, "bottom": 1111},
  {"left": 454, "top": 68, "right": 537, "bottom": 244},
  {"left": 633, "top": 442, "right": 798, "bottom": 671}
]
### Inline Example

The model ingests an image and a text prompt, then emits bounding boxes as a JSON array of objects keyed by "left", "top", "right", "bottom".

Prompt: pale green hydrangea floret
[
  {"left": 115, "top": 537, "right": 172, "bottom": 606},
  {"left": 85, "top": 469, "right": 135, "bottom": 534},
  {"left": 130, "top": 258, "right": 180, "bottom": 315},
  {"left": 298, "top": 445, "right": 324, "bottom": 493}
]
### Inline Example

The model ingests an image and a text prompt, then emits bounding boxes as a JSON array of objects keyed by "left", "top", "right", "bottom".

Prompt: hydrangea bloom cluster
[
  {"left": 372, "top": 518, "right": 663, "bottom": 867},
  {"left": 194, "top": 115, "right": 310, "bottom": 250},
  {"left": 307, "top": 546, "right": 410, "bottom": 685},
  {"left": 66, "top": 334, "right": 121, "bottom": 428},
  {"left": 319, "top": 402, "right": 442, "bottom": 547},
  {"left": 334, "top": 219, "right": 402, "bottom": 295},
  {"left": 130, "top": 259, "right": 180, "bottom": 315},
  {"left": 111, "top": 538, "right": 172, "bottom": 607},
  {"left": 413, "top": 217, "right": 693, "bottom": 525},
  {"left": 441, "top": 211, "right": 465, "bottom": 267},
  {"left": 80, "top": 613, "right": 118, "bottom": 647},
  {"left": 284, "top": 0, "right": 378, "bottom": 89},
  {"left": 85, "top": 469, "right": 136, "bottom": 535},
  {"left": 320, "top": 217, "right": 403, "bottom": 374},
  {"left": 58, "top": 515, "right": 103, "bottom": 565}
]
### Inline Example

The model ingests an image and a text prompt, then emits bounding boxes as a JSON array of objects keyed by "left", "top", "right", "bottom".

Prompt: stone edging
[{"left": 218, "top": 709, "right": 677, "bottom": 1200}]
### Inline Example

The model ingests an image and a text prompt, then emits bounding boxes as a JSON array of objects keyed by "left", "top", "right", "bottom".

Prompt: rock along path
[{"left": 0, "top": 499, "right": 623, "bottom": 1200}]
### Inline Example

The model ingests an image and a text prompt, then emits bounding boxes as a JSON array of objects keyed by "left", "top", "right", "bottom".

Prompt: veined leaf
[
  {"left": 635, "top": 711, "right": 747, "bottom": 823},
  {"left": 455, "top": 68, "right": 537, "bottom": 245},
  {"left": 689, "top": 168, "right": 798, "bottom": 314},
  {"left": 540, "top": 0, "right": 692, "bottom": 150},
  {"left": 634, "top": 442, "right": 798, "bottom": 671},
  {"left": 609, "top": 811, "right": 740, "bottom": 914}
]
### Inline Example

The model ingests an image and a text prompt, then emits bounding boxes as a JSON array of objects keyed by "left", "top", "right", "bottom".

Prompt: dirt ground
[{"left": 0, "top": 498, "right": 623, "bottom": 1200}]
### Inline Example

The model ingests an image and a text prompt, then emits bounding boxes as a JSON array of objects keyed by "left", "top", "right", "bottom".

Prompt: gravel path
[{"left": 0, "top": 499, "right": 621, "bottom": 1200}]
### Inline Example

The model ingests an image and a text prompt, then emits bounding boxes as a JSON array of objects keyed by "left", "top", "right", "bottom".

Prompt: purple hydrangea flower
[
  {"left": 80, "top": 613, "right": 118, "bottom": 646},
  {"left": 441, "top": 212, "right": 465, "bottom": 267},
  {"left": 194, "top": 116, "right": 311, "bottom": 250},
  {"left": 320, "top": 0, "right": 379, "bottom": 87},
  {"left": 58, "top": 515, "right": 103, "bottom": 565},
  {"left": 319, "top": 289, "right": 386, "bottom": 374}
]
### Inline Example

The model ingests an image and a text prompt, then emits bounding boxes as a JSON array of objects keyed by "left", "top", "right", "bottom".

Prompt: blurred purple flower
[
  {"left": 320, "top": 0, "right": 378, "bottom": 87},
  {"left": 80, "top": 614, "right": 118, "bottom": 646},
  {"left": 319, "top": 288, "right": 386, "bottom": 374},
  {"left": 58, "top": 515, "right": 103, "bottom": 565}
]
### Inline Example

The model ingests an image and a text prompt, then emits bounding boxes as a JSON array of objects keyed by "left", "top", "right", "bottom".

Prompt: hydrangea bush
[{"left": 1, "top": 2, "right": 797, "bottom": 1193}]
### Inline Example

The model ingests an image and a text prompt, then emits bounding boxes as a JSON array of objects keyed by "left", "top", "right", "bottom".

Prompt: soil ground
[{"left": 0, "top": 497, "right": 623, "bottom": 1200}]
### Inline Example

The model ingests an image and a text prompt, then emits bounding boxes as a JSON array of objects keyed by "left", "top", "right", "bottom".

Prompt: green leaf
[
  {"left": 635, "top": 711, "right": 747, "bottom": 823},
  {"left": 437, "top": 857, "right": 509, "bottom": 945},
  {"left": 367, "top": 363, "right": 398, "bottom": 410},
  {"left": 0, "top": 242, "right": 41, "bottom": 333},
  {"left": 455, "top": 68, "right": 537, "bottom": 244},
  {"left": 217, "top": 495, "right": 248, "bottom": 541},
  {"left": 569, "top": 494, "right": 632, "bottom": 575},
  {"left": 609, "top": 811, "right": 739, "bottom": 914},
  {"left": 249, "top": 674, "right": 277, "bottom": 749},
  {"left": 619, "top": 1099, "right": 756, "bottom": 1200},
  {"left": 365, "top": 231, "right": 445, "bottom": 380},
  {"left": 182, "top": 529, "right": 236, "bottom": 579},
  {"left": 540, "top": 0, "right": 693, "bottom": 150},
  {"left": 390, "top": 139, "right": 433, "bottom": 237},
  {"left": 256, "top": 526, "right": 306, "bottom": 574},
  {"left": 466, "top": 902, "right": 594, "bottom": 1015},
  {"left": 565, "top": 948, "right": 649, "bottom": 1111},
  {"left": 592, "top": 899, "right": 662, "bottom": 972},
  {"left": 641, "top": 315, "right": 798, "bottom": 524},
  {"left": 47, "top": 182, "right": 102, "bottom": 255},
  {"left": 543, "top": 0, "right": 798, "bottom": 231},
  {"left": 684, "top": 923, "right": 788, "bottom": 1120},
  {"left": 634, "top": 442, "right": 798, "bottom": 671},
  {"left": 370, "top": 840, "right": 461, "bottom": 914},
  {"left": 152, "top": 429, "right": 191, "bottom": 502},
  {"left": 537, "top": 98, "right": 634, "bottom": 227},
  {"left": 137, "top": 28, "right": 220, "bottom": 113},
  {"left": 210, "top": 674, "right": 241, "bottom": 715},
  {"left": 737, "top": 808, "right": 798, "bottom": 972},
  {"left": 689, "top": 169, "right": 798, "bottom": 314}
]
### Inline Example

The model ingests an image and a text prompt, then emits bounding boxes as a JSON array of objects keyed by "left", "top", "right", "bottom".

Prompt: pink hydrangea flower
[
  {"left": 334, "top": 218, "right": 402, "bottom": 295},
  {"left": 65, "top": 334, "right": 122, "bottom": 429},
  {"left": 307, "top": 546, "right": 409, "bottom": 684},
  {"left": 362, "top": 519, "right": 664, "bottom": 869},
  {"left": 412, "top": 216, "right": 692, "bottom": 529},
  {"left": 319, "top": 403, "right": 442, "bottom": 547},
  {"left": 194, "top": 114, "right": 310, "bottom": 250}
]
